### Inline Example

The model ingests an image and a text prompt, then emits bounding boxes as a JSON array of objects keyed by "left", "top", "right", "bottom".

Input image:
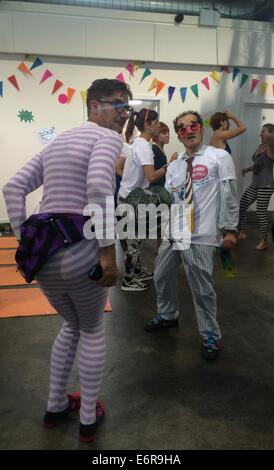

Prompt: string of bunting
[{"left": 1, "top": 56, "right": 273, "bottom": 105}]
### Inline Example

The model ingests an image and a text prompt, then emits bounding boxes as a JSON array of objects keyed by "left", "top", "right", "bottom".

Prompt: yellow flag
[
  {"left": 147, "top": 78, "right": 158, "bottom": 92},
  {"left": 261, "top": 82, "right": 268, "bottom": 95},
  {"left": 80, "top": 90, "right": 87, "bottom": 104},
  {"left": 210, "top": 70, "right": 221, "bottom": 83}
]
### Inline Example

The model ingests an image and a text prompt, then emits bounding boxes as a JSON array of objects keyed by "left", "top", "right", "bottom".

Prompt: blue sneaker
[
  {"left": 144, "top": 314, "right": 178, "bottom": 332},
  {"left": 202, "top": 336, "right": 220, "bottom": 361}
]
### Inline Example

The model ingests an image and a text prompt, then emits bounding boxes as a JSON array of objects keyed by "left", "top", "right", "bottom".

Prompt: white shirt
[
  {"left": 119, "top": 137, "right": 154, "bottom": 199},
  {"left": 165, "top": 145, "right": 236, "bottom": 246}
]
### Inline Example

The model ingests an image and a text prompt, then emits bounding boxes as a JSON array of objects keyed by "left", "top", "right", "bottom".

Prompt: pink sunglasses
[{"left": 177, "top": 122, "right": 201, "bottom": 138}]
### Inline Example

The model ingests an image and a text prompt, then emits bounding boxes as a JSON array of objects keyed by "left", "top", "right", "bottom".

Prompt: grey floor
[{"left": 1, "top": 217, "right": 274, "bottom": 450}]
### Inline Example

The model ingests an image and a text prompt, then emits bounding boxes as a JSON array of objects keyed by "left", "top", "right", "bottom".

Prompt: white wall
[{"left": 1, "top": 1, "right": 274, "bottom": 221}]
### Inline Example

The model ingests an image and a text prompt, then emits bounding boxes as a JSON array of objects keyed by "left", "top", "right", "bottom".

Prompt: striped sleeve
[
  {"left": 3, "top": 153, "right": 43, "bottom": 239},
  {"left": 218, "top": 180, "right": 239, "bottom": 232},
  {"left": 86, "top": 132, "right": 123, "bottom": 247}
]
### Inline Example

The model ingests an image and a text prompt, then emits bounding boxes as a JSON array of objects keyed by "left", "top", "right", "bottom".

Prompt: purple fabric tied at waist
[{"left": 15, "top": 213, "right": 91, "bottom": 283}]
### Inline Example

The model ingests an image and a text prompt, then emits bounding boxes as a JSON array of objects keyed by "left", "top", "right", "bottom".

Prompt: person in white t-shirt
[
  {"left": 144, "top": 111, "right": 239, "bottom": 361},
  {"left": 118, "top": 108, "right": 167, "bottom": 292}
]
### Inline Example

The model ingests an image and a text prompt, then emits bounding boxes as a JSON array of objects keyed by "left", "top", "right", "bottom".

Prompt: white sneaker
[
  {"left": 134, "top": 270, "right": 154, "bottom": 281},
  {"left": 121, "top": 277, "right": 149, "bottom": 292}
]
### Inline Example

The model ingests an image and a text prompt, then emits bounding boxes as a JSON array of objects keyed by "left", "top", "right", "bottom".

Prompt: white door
[{"left": 240, "top": 103, "right": 274, "bottom": 211}]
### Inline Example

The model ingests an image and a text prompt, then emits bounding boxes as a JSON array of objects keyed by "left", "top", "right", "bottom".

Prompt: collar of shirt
[{"left": 180, "top": 144, "right": 207, "bottom": 161}]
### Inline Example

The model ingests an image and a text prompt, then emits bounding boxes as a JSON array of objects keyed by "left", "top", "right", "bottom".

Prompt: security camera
[{"left": 174, "top": 13, "right": 184, "bottom": 24}]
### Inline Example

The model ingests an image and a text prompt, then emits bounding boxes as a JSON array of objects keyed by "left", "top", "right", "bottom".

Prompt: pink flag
[
  {"left": 201, "top": 77, "right": 210, "bottom": 90},
  {"left": 126, "top": 63, "right": 134, "bottom": 76},
  {"left": 40, "top": 69, "right": 53, "bottom": 84},
  {"left": 8, "top": 75, "right": 20, "bottom": 91},
  {"left": 116, "top": 73, "right": 125, "bottom": 83},
  {"left": 250, "top": 78, "right": 259, "bottom": 93}
]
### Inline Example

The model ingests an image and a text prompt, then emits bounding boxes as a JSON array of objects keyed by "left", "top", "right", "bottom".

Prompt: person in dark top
[
  {"left": 209, "top": 110, "right": 246, "bottom": 153},
  {"left": 151, "top": 121, "right": 178, "bottom": 187},
  {"left": 239, "top": 123, "right": 274, "bottom": 250}
]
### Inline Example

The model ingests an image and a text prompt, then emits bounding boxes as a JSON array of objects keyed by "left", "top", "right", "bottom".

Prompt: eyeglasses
[
  {"left": 177, "top": 122, "right": 201, "bottom": 138},
  {"left": 97, "top": 99, "right": 134, "bottom": 115}
]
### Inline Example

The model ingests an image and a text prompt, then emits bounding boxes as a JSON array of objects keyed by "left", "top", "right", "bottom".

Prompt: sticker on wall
[
  {"left": 38, "top": 126, "right": 56, "bottom": 143},
  {"left": 17, "top": 109, "right": 34, "bottom": 123}
]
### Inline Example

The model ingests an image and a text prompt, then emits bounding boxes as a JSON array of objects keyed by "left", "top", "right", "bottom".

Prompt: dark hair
[
  {"left": 173, "top": 110, "right": 203, "bottom": 133},
  {"left": 125, "top": 108, "right": 158, "bottom": 141},
  {"left": 262, "top": 123, "right": 274, "bottom": 132},
  {"left": 209, "top": 112, "right": 228, "bottom": 131},
  {"left": 86, "top": 78, "right": 132, "bottom": 115},
  {"left": 154, "top": 122, "right": 169, "bottom": 143}
]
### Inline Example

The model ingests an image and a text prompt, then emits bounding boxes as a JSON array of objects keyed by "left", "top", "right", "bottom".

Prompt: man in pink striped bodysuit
[{"left": 3, "top": 79, "right": 133, "bottom": 442}]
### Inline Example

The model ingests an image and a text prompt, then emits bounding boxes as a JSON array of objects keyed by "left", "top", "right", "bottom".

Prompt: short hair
[
  {"left": 209, "top": 112, "right": 228, "bottom": 131},
  {"left": 135, "top": 108, "right": 159, "bottom": 132},
  {"left": 86, "top": 78, "right": 132, "bottom": 115},
  {"left": 173, "top": 111, "right": 203, "bottom": 133},
  {"left": 262, "top": 123, "right": 274, "bottom": 133}
]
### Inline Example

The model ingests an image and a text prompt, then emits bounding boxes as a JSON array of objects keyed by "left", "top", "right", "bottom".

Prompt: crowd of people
[{"left": 3, "top": 78, "right": 274, "bottom": 442}]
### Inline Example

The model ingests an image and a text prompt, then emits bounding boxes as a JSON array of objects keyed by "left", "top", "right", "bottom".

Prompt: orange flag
[
  {"left": 67, "top": 87, "right": 76, "bottom": 103},
  {"left": 156, "top": 81, "right": 165, "bottom": 96},
  {"left": 18, "top": 62, "right": 32, "bottom": 76}
]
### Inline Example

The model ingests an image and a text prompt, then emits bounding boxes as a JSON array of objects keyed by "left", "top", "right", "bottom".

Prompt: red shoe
[
  {"left": 79, "top": 400, "right": 105, "bottom": 442},
  {"left": 43, "top": 391, "right": 81, "bottom": 428}
]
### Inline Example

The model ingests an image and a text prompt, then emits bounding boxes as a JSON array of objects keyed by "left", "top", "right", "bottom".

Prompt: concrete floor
[{"left": 1, "top": 217, "right": 274, "bottom": 450}]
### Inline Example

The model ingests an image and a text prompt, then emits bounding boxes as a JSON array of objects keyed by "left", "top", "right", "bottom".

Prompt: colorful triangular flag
[
  {"left": 220, "top": 66, "right": 230, "bottom": 73},
  {"left": 168, "top": 86, "right": 175, "bottom": 103},
  {"left": 240, "top": 73, "right": 249, "bottom": 88},
  {"left": 0, "top": 81, "right": 3, "bottom": 98},
  {"left": 67, "top": 87, "right": 76, "bottom": 104},
  {"left": 18, "top": 62, "right": 32, "bottom": 76},
  {"left": 51, "top": 79, "right": 63, "bottom": 95},
  {"left": 201, "top": 77, "right": 210, "bottom": 90},
  {"left": 272, "top": 84, "right": 274, "bottom": 96},
  {"left": 147, "top": 78, "right": 158, "bottom": 92},
  {"left": 232, "top": 67, "right": 241, "bottom": 82},
  {"left": 40, "top": 69, "right": 53, "bottom": 84},
  {"left": 80, "top": 90, "right": 87, "bottom": 104},
  {"left": 250, "top": 78, "right": 259, "bottom": 93},
  {"left": 140, "top": 68, "right": 151, "bottom": 84},
  {"left": 210, "top": 71, "right": 221, "bottom": 83},
  {"left": 8, "top": 75, "right": 20, "bottom": 91},
  {"left": 191, "top": 84, "right": 199, "bottom": 98},
  {"left": 261, "top": 82, "right": 268, "bottom": 95},
  {"left": 116, "top": 72, "right": 125, "bottom": 83},
  {"left": 30, "top": 57, "right": 43, "bottom": 71},
  {"left": 180, "top": 87, "right": 187, "bottom": 103},
  {"left": 126, "top": 63, "right": 134, "bottom": 76},
  {"left": 133, "top": 62, "right": 143, "bottom": 73},
  {"left": 156, "top": 80, "right": 165, "bottom": 96}
]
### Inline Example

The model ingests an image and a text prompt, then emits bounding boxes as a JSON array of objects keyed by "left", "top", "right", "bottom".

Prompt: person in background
[
  {"left": 3, "top": 78, "right": 133, "bottom": 442},
  {"left": 239, "top": 123, "right": 274, "bottom": 250},
  {"left": 209, "top": 109, "right": 247, "bottom": 153},
  {"left": 118, "top": 108, "right": 167, "bottom": 292},
  {"left": 145, "top": 111, "right": 239, "bottom": 361}
]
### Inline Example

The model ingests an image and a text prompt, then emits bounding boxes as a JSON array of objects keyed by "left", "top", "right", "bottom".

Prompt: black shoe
[
  {"left": 202, "top": 336, "right": 220, "bottom": 361},
  {"left": 144, "top": 314, "right": 179, "bottom": 332},
  {"left": 79, "top": 400, "right": 105, "bottom": 442}
]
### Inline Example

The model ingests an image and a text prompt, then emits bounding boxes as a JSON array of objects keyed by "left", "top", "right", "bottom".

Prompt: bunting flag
[
  {"left": 272, "top": 84, "right": 274, "bottom": 96},
  {"left": 240, "top": 73, "right": 249, "bottom": 88},
  {"left": 80, "top": 89, "right": 87, "bottom": 104},
  {"left": 232, "top": 67, "right": 241, "bottom": 81},
  {"left": 204, "top": 118, "right": 210, "bottom": 128},
  {"left": 180, "top": 87, "right": 187, "bottom": 103},
  {"left": 133, "top": 62, "right": 143, "bottom": 73},
  {"left": 191, "top": 84, "right": 199, "bottom": 98},
  {"left": 116, "top": 72, "right": 125, "bottom": 83},
  {"left": 8, "top": 75, "right": 20, "bottom": 91},
  {"left": 156, "top": 80, "right": 165, "bottom": 96},
  {"left": 261, "top": 82, "right": 268, "bottom": 95},
  {"left": 168, "top": 86, "right": 175, "bottom": 103},
  {"left": 250, "top": 78, "right": 259, "bottom": 93},
  {"left": 18, "top": 62, "right": 32, "bottom": 76},
  {"left": 126, "top": 63, "right": 134, "bottom": 76},
  {"left": 67, "top": 87, "right": 76, "bottom": 103},
  {"left": 58, "top": 93, "right": 68, "bottom": 104},
  {"left": 0, "top": 81, "right": 2, "bottom": 98},
  {"left": 147, "top": 78, "right": 158, "bottom": 92},
  {"left": 30, "top": 57, "right": 43, "bottom": 71},
  {"left": 220, "top": 66, "right": 230, "bottom": 73},
  {"left": 210, "top": 71, "right": 221, "bottom": 83},
  {"left": 40, "top": 69, "right": 53, "bottom": 84},
  {"left": 201, "top": 77, "right": 210, "bottom": 90},
  {"left": 51, "top": 79, "right": 63, "bottom": 95},
  {"left": 140, "top": 67, "right": 151, "bottom": 84}
]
